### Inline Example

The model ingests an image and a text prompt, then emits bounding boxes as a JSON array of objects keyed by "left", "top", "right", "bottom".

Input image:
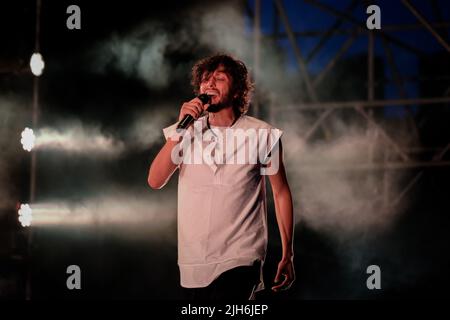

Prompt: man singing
[{"left": 148, "top": 54, "right": 295, "bottom": 300}]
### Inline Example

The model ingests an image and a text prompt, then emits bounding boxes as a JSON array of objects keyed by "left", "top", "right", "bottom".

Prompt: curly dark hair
[{"left": 191, "top": 54, "right": 254, "bottom": 115}]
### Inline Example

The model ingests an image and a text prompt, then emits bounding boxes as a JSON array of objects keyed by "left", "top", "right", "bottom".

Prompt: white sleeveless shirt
[{"left": 162, "top": 114, "right": 283, "bottom": 292}]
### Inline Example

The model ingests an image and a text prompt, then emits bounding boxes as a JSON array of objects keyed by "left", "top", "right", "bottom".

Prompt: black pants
[{"left": 182, "top": 260, "right": 261, "bottom": 300}]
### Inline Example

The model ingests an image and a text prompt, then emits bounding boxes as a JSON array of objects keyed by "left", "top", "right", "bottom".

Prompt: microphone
[{"left": 176, "top": 94, "right": 211, "bottom": 130}]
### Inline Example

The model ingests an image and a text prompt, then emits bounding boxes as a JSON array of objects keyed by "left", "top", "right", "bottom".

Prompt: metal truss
[{"left": 250, "top": 0, "right": 450, "bottom": 206}]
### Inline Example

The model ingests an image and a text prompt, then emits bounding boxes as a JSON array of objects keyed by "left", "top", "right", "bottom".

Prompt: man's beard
[{"left": 207, "top": 92, "right": 233, "bottom": 113}]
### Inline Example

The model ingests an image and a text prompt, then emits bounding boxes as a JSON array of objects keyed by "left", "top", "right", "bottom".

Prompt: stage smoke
[
  {"left": 280, "top": 112, "right": 409, "bottom": 238},
  {"left": 29, "top": 190, "right": 177, "bottom": 241},
  {"left": 34, "top": 123, "right": 125, "bottom": 156}
]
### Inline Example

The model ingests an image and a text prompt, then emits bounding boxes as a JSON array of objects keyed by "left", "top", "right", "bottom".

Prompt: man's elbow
[{"left": 147, "top": 176, "right": 164, "bottom": 190}]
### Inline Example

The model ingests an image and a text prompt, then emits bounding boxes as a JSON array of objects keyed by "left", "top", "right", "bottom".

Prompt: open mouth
[{"left": 205, "top": 90, "right": 219, "bottom": 97}]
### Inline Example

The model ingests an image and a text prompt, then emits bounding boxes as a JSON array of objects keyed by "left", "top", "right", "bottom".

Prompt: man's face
[{"left": 199, "top": 65, "right": 233, "bottom": 110}]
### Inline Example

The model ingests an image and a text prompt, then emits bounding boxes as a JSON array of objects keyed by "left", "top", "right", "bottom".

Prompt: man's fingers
[
  {"left": 183, "top": 105, "right": 201, "bottom": 119},
  {"left": 189, "top": 102, "right": 203, "bottom": 116},
  {"left": 191, "top": 98, "right": 204, "bottom": 113},
  {"left": 274, "top": 272, "right": 281, "bottom": 285},
  {"left": 273, "top": 265, "right": 285, "bottom": 284},
  {"left": 272, "top": 265, "right": 295, "bottom": 292},
  {"left": 272, "top": 268, "right": 286, "bottom": 291},
  {"left": 271, "top": 275, "right": 290, "bottom": 291},
  {"left": 187, "top": 105, "right": 200, "bottom": 116},
  {"left": 180, "top": 100, "right": 204, "bottom": 121}
]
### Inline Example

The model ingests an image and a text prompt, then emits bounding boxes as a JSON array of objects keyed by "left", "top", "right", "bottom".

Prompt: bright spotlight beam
[
  {"left": 20, "top": 127, "right": 36, "bottom": 152},
  {"left": 33, "top": 126, "right": 125, "bottom": 156},
  {"left": 29, "top": 195, "right": 176, "bottom": 229},
  {"left": 30, "top": 53, "right": 45, "bottom": 76},
  {"left": 18, "top": 203, "right": 33, "bottom": 227}
]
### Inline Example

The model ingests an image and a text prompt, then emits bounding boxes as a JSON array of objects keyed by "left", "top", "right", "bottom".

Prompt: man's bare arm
[{"left": 148, "top": 139, "right": 180, "bottom": 189}]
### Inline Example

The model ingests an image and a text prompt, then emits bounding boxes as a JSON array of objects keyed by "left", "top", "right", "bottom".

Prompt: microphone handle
[{"left": 177, "top": 114, "right": 194, "bottom": 130}]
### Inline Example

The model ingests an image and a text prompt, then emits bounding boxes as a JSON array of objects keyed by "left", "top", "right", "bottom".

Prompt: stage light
[
  {"left": 30, "top": 53, "right": 45, "bottom": 76},
  {"left": 18, "top": 204, "right": 33, "bottom": 227},
  {"left": 20, "top": 127, "right": 36, "bottom": 152}
]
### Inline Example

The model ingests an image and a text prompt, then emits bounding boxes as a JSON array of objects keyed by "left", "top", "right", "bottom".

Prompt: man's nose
[{"left": 205, "top": 77, "right": 216, "bottom": 87}]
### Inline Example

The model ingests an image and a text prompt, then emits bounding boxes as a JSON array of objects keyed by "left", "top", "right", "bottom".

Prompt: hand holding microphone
[{"left": 177, "top": 94, "right": 211, "bottom": 130}]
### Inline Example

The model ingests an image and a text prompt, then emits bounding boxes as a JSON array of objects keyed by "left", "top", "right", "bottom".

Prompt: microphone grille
[{"left": 198, "top": 94, "right": 211, "bottom": 104}]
